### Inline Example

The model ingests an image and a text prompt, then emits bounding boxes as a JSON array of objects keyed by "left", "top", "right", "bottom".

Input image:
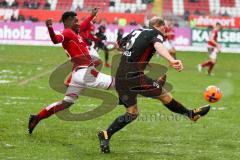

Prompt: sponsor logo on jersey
[{"left": 123, "top": 51, "right": 131, "bottom": 57}]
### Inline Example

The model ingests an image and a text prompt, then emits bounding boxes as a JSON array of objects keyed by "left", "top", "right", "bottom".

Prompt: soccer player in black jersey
[
  {"left": 98, "top": 17, "right": 211, "bottom": 153},
  {"left": 95, "top": 24, "right": 111, "bottom": 67}
]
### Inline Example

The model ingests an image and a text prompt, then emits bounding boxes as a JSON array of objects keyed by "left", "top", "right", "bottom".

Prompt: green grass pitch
[{"left": 0, "top": 45, "right": 239, "bottom": 160}]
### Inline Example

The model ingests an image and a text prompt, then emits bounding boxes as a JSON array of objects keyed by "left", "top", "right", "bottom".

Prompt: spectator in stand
[
  {"left": 194, "top": 9, "right": 201, "bottom": 16},
  {"left": 142, "top": 0, "right": 153, "bottom": 4},
  {"left": 10, "top": 14, "right": 25, "bottom": 22},
  {"left": 29, "top": 16, "right": 39, "bottom": 22},
  {"left": 183, "top": 10, "right": 190, "bottom": 21},
  {"left": 0, "top": 0, "right": 8, "bottom": 7},
  {"left": 113, "top": 17, "right": 118, "bottom": 25},
  {"left": 10, "top": 15, "right": 17, "bottom": 22},
  {"left": 222, "top": 11, "right": 229, "bottom": 17},
  {"left": 18, "top": 14, "right": 25, "bottom": 22},
  {"left": 12, "top": 0, "right": 18, "bottom": 7},
  {"left": 5, "top": 0, "right": 18, "bottom": 7},
  {"left": 125, "top": 9, "right": 131, "bottom": 13},
  {"left": 23, "top": 0, "right": 29, "bottom": 8},
  {"left": 44, "top": 0, "right": 50, "bottom": 10},
  {"left": 109, "top": 0, "right": 115, "bottom": 7},
  {"left": 29, "top": 0, "right": 40, "bottom": 9},
  {"left": 129, "top": 19, "right": 137, "bottom": 26}
]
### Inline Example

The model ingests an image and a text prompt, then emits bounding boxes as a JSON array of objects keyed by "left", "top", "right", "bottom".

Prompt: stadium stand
[
  {"left": 0, "top": 0, "right": 152, "bottom": 13},
  {"left": 1, "top": 0, "right": 240, "bottom": 24},
  {"left": 163, "top": 0, "right": 240, "bottom": 17}
]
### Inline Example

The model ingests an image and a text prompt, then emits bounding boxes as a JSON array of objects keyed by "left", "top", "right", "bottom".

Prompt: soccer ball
[{"left": 204, "top": 85, "right": 222, "bottom": 103}]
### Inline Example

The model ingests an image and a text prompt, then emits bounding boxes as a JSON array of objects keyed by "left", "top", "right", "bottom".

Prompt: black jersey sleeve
[{"left": 151, "top": 30, "right": 165, "bottom": 44}]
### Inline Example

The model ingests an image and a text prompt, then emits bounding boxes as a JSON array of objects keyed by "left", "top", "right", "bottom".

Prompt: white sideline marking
[
  {"left": 212, "top": 107, "right": 225, "bottom": 110},
  {"left": 0, "top": 80, "right": 11, "bottom": 84},
  {"left": 0, "top": 69, "right": 14, "bottom": 74},
  {"left": 18, "top": 70, "right": 52, "bottom": 85}
]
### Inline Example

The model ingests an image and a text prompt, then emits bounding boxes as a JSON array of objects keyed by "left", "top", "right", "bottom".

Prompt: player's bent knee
[
  {"left": 63, "top": 95, "right": 78, "bottom": 104},
  {"left": 126, "top": 105, "right": 138, "bottom": 114},
  {"left": 125, "top": 112, "right": 138, "bottom": 122},
  {"left": 210, "top": 59, "right": 216, "bottom": 64},
  {"left": 62, "top": 100, "right": 73, "bottom": 108},
  {"left": 158, "top": 92, "right": 173, "bottom": 104}
]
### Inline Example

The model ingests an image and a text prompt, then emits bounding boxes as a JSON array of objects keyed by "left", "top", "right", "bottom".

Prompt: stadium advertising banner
[
  {"left": 0, "top": 22, "right": 62, "bottom": 45},
  {"left": 192, "top": 28, "right": 240, "bottom": 48},
  {"left": 0, "top": 22, "right": 191, "bottom": 46},
  {"left": 0, "top": 22, "right": 139, "bottom": 45},
  {"left": 174, "top": 27, "right": 191, "bottom": 46},
  {"left": 1, "top": 22, "right": 240, "bottom": 53},
  {"left": 189, "top": 16, "right": 240, "bottom": 28}
]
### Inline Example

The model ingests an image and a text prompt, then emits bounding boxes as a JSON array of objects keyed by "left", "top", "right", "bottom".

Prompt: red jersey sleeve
[
  {"left": 48, "top": 27, "right": 74, "bottom": 44},
  {"left": 47, "top": 27, "right": 64, "bottom": 44},
  {"left": 79, "top": 15, "right": 94, "bottom": 32}
]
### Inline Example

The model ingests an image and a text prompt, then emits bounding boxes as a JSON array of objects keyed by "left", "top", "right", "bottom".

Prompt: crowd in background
[
  {"left": 0, "top": 0, "right": 232, "bottom": 25},
  {"left": 0, "top": 0, "right": 153, "bottom": 10}
]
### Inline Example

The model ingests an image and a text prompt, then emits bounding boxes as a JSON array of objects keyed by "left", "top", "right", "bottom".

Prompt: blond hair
[{"left": 149, "top": 16, "right": 165, "bottom": 28}]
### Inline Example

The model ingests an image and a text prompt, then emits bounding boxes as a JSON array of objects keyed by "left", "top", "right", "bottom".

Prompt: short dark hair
[
  {"left": 61, "top": 11, "right": 77, "bottom": 23},
  {"left": 216, "top": 22, "right": 221, "bottom": 26}
]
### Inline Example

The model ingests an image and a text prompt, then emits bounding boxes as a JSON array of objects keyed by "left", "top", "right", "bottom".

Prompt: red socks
[
  {"left": 208, "top": 62, "right": 215, "bottom": 74},
  {"left": 37, "top": 101, "right": 66, "bottom": 121},
  {"left": 201, "top": 61, "right": 215, "bottom": 74},
  {"left": 201, "top": 61, "right": 211, "bottom": 67}
]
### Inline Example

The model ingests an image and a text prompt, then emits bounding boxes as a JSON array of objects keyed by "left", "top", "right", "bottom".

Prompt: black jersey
[
  {"left": 117, "top": 28, "right": 164, "bottom": 78},
  {"left": 96, "top": 25, "right": 107, "bottom": 41}
]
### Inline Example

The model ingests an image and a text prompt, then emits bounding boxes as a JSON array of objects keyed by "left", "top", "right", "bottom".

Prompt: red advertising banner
[
  {"left": 0, "top": 9, "right": 145, "bottom": 24},
  {"left": 189, "top": 16, "right": 240, "bottom": 28}
]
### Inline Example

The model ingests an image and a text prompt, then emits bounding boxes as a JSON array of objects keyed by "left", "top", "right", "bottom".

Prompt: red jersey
[
  {"left": 80, "top": 22, "right": 99, "bottom": 46},
  {"left": 165, "top": 26, "right": 175, "bottom": 41},
  {"left": 208, "top": 29, "right": 218, "bottom": 47},
  {"left": 47, "top": 15, "right": 94, "bottom": 68}
]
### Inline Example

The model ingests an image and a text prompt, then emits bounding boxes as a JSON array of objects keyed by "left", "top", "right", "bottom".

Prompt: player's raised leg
[
  {"left": 28, "top": 100, "right": 73, "bottom": 134},
  {"left": 29, "top": 66, "right": 114, "bottom": 134},
  {"left": 207, "top": 48, "right": 218, "bottom": 76},
  {"left": 157, "top": 92, "right": 210, "bottom": 121}
]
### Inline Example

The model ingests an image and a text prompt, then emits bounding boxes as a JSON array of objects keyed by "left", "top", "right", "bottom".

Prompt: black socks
[
  {"left": 106, "top": 112, "right": 138, "bottom": 138},
  {"left": 164, "top": 99, "right": 191, "bottom": 117}
]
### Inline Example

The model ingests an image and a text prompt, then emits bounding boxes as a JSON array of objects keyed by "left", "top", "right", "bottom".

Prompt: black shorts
[{"left": 116, "top": 72, "right": 166, "bottom": 108}]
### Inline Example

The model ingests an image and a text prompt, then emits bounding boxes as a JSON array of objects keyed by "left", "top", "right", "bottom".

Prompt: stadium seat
[
  {"left": 71, "top": 0, "right": 84, "bottom": 11},
  {"left": 56, "top": 0, "right": 72, "bottom": 10}
]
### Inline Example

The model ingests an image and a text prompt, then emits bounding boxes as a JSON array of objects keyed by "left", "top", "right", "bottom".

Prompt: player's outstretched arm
[
  {"left": 154, "top": 42, "right": 183, "bottom": 72},
  {"left": 80, "top": 8, "right": 99, "bottom": 32},
  {"left": 45, "top": 19, "right": 64, "bottom": 44}
]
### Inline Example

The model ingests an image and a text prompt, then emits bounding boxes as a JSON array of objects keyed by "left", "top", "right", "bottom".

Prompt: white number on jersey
[{"left": 125, "top": 30, "right": 142, "bottom": 50}]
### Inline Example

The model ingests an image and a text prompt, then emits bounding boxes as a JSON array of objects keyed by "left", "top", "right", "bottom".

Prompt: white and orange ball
[{"left": 204, "top": 85, "right": 222, "bottom": 103}]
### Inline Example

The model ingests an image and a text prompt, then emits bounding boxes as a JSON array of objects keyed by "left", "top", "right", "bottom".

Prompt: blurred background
[{"left": 1, "top": 0, "right": 240, "bottom": 52}]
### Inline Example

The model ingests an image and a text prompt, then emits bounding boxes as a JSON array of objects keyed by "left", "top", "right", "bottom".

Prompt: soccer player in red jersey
[
  {"left": 28, "top": 8, "right": 115, "bottom": 134},
  {"left": 163, "top": 21, "right": 176, "bottom": 59},
  {"left": 198, "top": 23, "right": 222, "bottom": 75},
  {"left": 80, "top": 17, "right": 101, "bottom": 62}
]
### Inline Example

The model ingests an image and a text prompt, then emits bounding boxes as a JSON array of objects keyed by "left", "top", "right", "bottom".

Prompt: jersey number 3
[{"left": 126, "top": 30, "right": 142, "bottom": 50}]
